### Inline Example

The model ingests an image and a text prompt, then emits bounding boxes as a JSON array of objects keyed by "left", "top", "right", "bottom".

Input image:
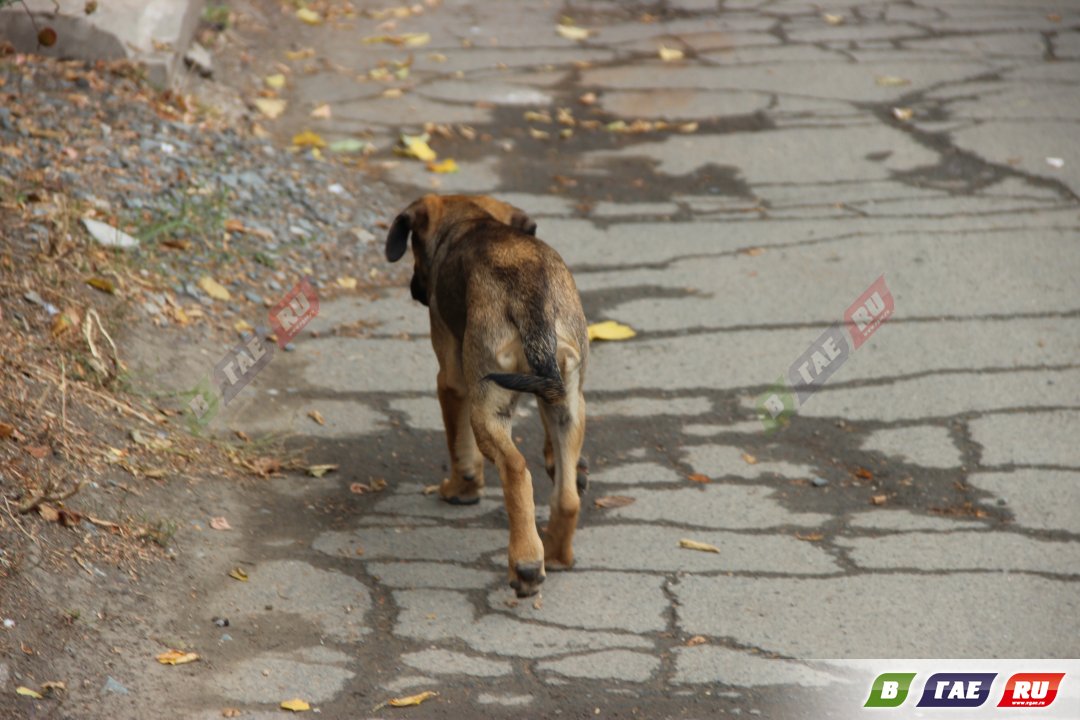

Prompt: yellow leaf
[
  {"left": 388, "top": 690, "right": 438, "bottom": 707},
  {"left": 382, "top": 87, "right": 404, "bottom": 98},
  {"left": 524, "top": 110, "right": 552, "bottom": 123},
  {"left": 556, "top": 24, "right": 591, "bottom": 41},
  {"left": 587, "top": 321, "right": 636, "bottom": 342},
  {"left": 16, "top": 686, "right": 43, "bottom": 699},
  {"left": 281, "top": 698, "right": 311, "bottom": 712},
  {"left": 396, "top": 133, "right": 437, "bottom": 162},
  {"left": 679, "top": 539, "right": 721, "bottom": 554},
  {"left": 310, "top": 103, "right": 332, "bottom": 119},
  {"left": 198, "top": 276, "right": 231, "bottom": 301},
  {"left": 285, "top": 48, "right": 315, "bottom": 60},
  {"left": 428, "top": 53, "right": 448, "bottom": 62},
  {"left": 86, "top": 277, "right": 115, "bottom": 294},
  {"left": 253, "top": 97, "right": 286, "bottom": 119},
  {"left": 336, "top": 276, "right": 358, "bottom": 289},
  {"left": 403, "top": 32, "right": 431, "bottom": 47},
  {"left": 658, "top": 44, "right": 684, "bottom": 61},
  {"left": 427, "top": 158, "right": 459, "bottom": 174},
  {"left": 228, "top": 567, "right": 249, "bottom": 582},
  {"left": 875, "top": 75, "right": 910, "bottom": 87},
  {"left": 308, "top": 409, "right": 325, "bottom": 425},
  {"left": 296, "top": 7, "right": 322, "bottom": 25},
  {"left": 234, "top": 319, "right": 253, "bottom": 335},
  {"left": 741, "top": 453, "right": 757, "bottom": 465},
  {"left": 892, "top": 107, "right": 913, "bottom": 121},
  {"left": 823, "top": 13, "right": 845, "bottom": 25},
  {"left": 265, "top": 73, "right": 286, "bottom": 89},
  {"left": 292, "top": 130, "right": 326, "bottom": 148},
  {"left": 529, "top": 127, "right": 551, "bottom": 140},
  {"left": 678, "top": 122, "right": 699, "bottom": 133},
  {"left": 156, "top": 649, "right": 199, "bottom": 665},
  {"left": 307, "top": 464, "right": 339, "bottom": 478}
]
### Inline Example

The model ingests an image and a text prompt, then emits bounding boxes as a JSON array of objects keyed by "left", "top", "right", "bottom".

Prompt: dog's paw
[{"left": 509, "top": 561, "right": 545, "bottom": 598}]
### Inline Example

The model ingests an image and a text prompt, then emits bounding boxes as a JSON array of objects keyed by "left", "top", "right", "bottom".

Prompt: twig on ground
[{"left": 17, "top": 480, "right": 85, "bottom": 514}]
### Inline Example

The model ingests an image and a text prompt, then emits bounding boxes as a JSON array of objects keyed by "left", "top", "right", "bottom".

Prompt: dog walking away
[{"left": 385, "top": 194, "right": 588, "bottom": 597}]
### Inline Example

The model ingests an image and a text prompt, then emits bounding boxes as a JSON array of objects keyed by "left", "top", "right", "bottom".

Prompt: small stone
[
  {"left": 213, "top": 617, "right": 229, "bottom": 627},
  {"left": 997, "top": 498, "right": 1007, "bottom": 506},
  {"left": 811, "top": 477, "right": 829, "bottom": 487},
  {"left": 185, "top": 44, "right": 213, "bottom": 77},
  {"left": 284, "top": 343, "right": 296, "bottom": 352}
]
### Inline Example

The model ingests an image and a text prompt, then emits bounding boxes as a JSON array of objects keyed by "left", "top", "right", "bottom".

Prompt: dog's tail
[{"left": 484, "top": 316, "right": 566, "bottom": 405}]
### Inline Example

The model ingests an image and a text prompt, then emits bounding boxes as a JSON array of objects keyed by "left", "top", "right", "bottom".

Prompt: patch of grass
[
  {"left": 202, "top": 3, "right": 231, "bottom": 29},
  {"left": 133, "top": 185, "right": 229, "bottom": 250}
]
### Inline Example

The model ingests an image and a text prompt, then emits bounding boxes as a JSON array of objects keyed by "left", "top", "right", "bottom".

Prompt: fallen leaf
[
  {"left": 335, "top": 276, "right": 358, "bottom": 290},
  {"left": 687, "top": 473, "right": 710, "bottom": 484},
  {"left": 658, "top": 44, "right": 684, "bottom": 61},
  {"left": 524, "top": 110, "right": 553, "bottom": 123},
  {"left": 198, "top": 276, "right": 231, "bottom": 301},
  {"left": 741, "top": 453, "right": 757, "bottom": 465},
  {"left": 529, "top": 127, "right": 551, "bottom": 140},
  {"left": 26, "top": 445, "right": 49, "bottom": 459},
  {"left": 156, "top": 649, "right": 199, "bottom": 665},
  {"left": 422, "top": 484, "right": 440, "bottom": 495},
  {"left": 234, "top": 319, "right": 253, "bottom": 335},
  {"left": 328, "top": 138, "right": 374, "bottom": 154},
  {"left": 742, "top": 247, "right": 765, "bottom": 256},
  {"left": 222, "top": 710, "right": 241, "bottom": 718},
  {"left": 579, "top": 92, "right": 597, "bottom": 105},
  {"left": 686, "top": 635, "right": 707, "bottom": 647},
  {"left": 679, "top": 538, "right": 721, "bottom": 554},
  {"left": 875, "top": 75, "right": 910, "bottom": 87},
  {"left": 86, "top": 277, "right": 115, "bottom": 294},
  {"left": 209, "top": 516, "right": 232, "bottom": 531},
  {"left": 292, "top": 130, "right": 326, "bottom": 148},
  {"left": 265, "top": 73, "right": 286, "bottom": 90},
  {"left": 403, "top": 32, "right": 431, "bottom": 47},
  {"left": 871, "top": 494, "right": 888, "bottom": 506},
  {"left": 295, "top": 8, "right": 322, "bottom": 24},
  {"left": 285, "top": 48, "right": 315, "bottom": 60},
  {"left": 594, "top": 495, "right": 635, "bottom": 509},
  {"left": 388, "top": 690, "right": 438, "bottom": 707},
  {"left": 823, "top": 13, "right": 845, "bottom": 25},
  {"left": 796, "top": 532, "right": 825, "bottom": 541},
  {"left": 228, "top": 567, "right": 249, "bottom": 582},
  {"left": 396, "top": 133, "right": 437, "bottom": 162},
  {"left": 307, "top": 409, "right": 325, "bottom": 425},
  {"left": 382, "top": 87, "right": 404, "bottom": 98},
  {"left": 0, "top": 422, "right": 14, "bottom": 438},
  {"left": 16, "top": 686, "right": 43, "bottom": 699},
  {"left": 38, "top": 504, "right": 60, "bottom": 523},
  {"left": 363, "top": 32, "right": 430, "bottom": 47},
  {"left": 587, "top": 321, "right": 637, "bottom": 342},
  {"left": 854, "top": 467, "right": 874, "bottom": 480},
  {"left": 556, "top": 24, "right": 591, "bottom": 41},
  {"left": 281, "top": 698, "right": 311, "bottom": 712},
  {"left": 427, "top": 158, "right": 459, "bottom": 174},
  {"left": 892, "top": 107, "right": 913, "bottom": 121},
  {"left": 40, "top": 681, "right": 65, "bottom": 694},
  {"left": 253, "top": 97, "right": 287, "bottom": 119},
  {"left": 307, "top": 464, "right": 339, "bottom": 478},
  {"left": 37, "top": 27, "right": 57, "bottom": 47},
  {"left": 678, "top": 122, "right": 699, "bottom": 133},
  {"left": 371, "top": 478, "right": 389, "bottom": 492},
  {"left": 310, "top": 103, "right": 332, "bottom": 119},
  {"left": 349, "top": 482, "right": 371, "bottom": 494},
  {"left": 83, "top": 217, "right": 139, "bottom": 249}
]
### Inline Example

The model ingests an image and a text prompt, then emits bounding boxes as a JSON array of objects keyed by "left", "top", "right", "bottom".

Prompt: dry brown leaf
[
  {"left": 892, "top": 107, "right": 914, "bottom": 121},
  {"left": 198, "top": 276, "right": 231, "bottom": 301},
  {"left": 86, "top": 277, "right": 115, "bottom": 294},
  {"left": 686, "top": 635, "right": 707, "bottom": 647},
  {"left": 579, "top": 92, "right": 597, "bottom": 105},
  {"left": 156, "top": 649, "right": 199, "bottom": 665},
  {"left": 26, "top": 445, "right": 49, "bottom": 459},
  {"left": 658, "top": 44, "right": 684, "bottom": 61},
  {"left": 796, "top": 532, "right": 824, "bottom": 542},
  {"left": 38, "top": 504, "right": 60, "bottom": 523},
  {"left": 388, "top": 690, "right": 438, "bottom": 707},
  {"left": 349, "top": 482, "right": 371, "bottom": 494},
  {"left": 228, "top": 567, "right": 249, "bottom": 582},
  {"left": 823, "top": 13, "right": 845, "bottom": 25},
  {"left": 854, "top": 467, "right": 874, "bottom": 480},
  {"left": 310, "top": 103, "right": 332, "bottom": 119},
  {"left": 742, "top": 247, "right": 765, "bottom": 256},
  {"left": 422, "top": 484, "right": 440, "bottom": 495},
  {"left": 741, "top": 453, "right": 757, "bottom": 465},
  {"left": 371, "top": 478, "right": 388, "bottom": 492},
  {"left": 0, "top": 422, "right": 14, "bottom": 439},
  {"left": 871, "top": 494, "right": 888, "bottom": 506},
  {"left": 222, "top": 710, "right": 241, "bottom": 718},
  {"left": 679, "top": 539, "right": 721, "bottom": 554},
  {"left": 594, "top": 495, "right": 635, "bottom": 509},
  {"left": 307, "top": 410, "right": 325, "bottom": 426},
  {"left": 209, "top": 516, "right": 232, "bottom": 531},
  {"left": 688, "top": 473, "right": 710, "bottom": 484}
]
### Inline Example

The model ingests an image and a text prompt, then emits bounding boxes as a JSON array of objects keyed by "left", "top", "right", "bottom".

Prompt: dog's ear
[
  {"left": 385, "top": 199, "right": 430, "bottom": 262},
  {"left": 510, "top": 209, "right": 537, "bottom": 236}
]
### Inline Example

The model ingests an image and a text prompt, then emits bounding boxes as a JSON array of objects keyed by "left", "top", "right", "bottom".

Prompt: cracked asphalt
[{"left": 66, "top": 1, "right": 1080, "bottom": 718}]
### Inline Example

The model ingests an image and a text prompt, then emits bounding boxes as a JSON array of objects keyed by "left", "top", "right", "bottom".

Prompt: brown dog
[{"left": 386, "top": 194, "right": 588, "bottom": 597}]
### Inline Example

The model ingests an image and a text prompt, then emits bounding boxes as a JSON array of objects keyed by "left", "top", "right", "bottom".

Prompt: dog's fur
[{"left": 386, "top": 194, "right": 588, "bottom": 597}]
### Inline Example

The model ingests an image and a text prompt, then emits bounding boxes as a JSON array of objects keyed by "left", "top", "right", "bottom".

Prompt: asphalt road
[{"left": 93, "top": 1, "right": 1080, "bottom": 718}]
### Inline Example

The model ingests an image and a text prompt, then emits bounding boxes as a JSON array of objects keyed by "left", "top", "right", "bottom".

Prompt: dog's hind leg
[
  {"left": 433, "top": 326, "right": 485, "bottom": 505},
  {"left": 540, "top": 385, "right": 585, "bottom": 571},
  {"left": 471, "top": 385, "right": 545, "bottom": 597}
]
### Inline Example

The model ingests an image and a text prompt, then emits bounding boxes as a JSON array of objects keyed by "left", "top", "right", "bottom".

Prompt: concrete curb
[{"left": 0, "top": 0, "right": 206, "bottom": 87}]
